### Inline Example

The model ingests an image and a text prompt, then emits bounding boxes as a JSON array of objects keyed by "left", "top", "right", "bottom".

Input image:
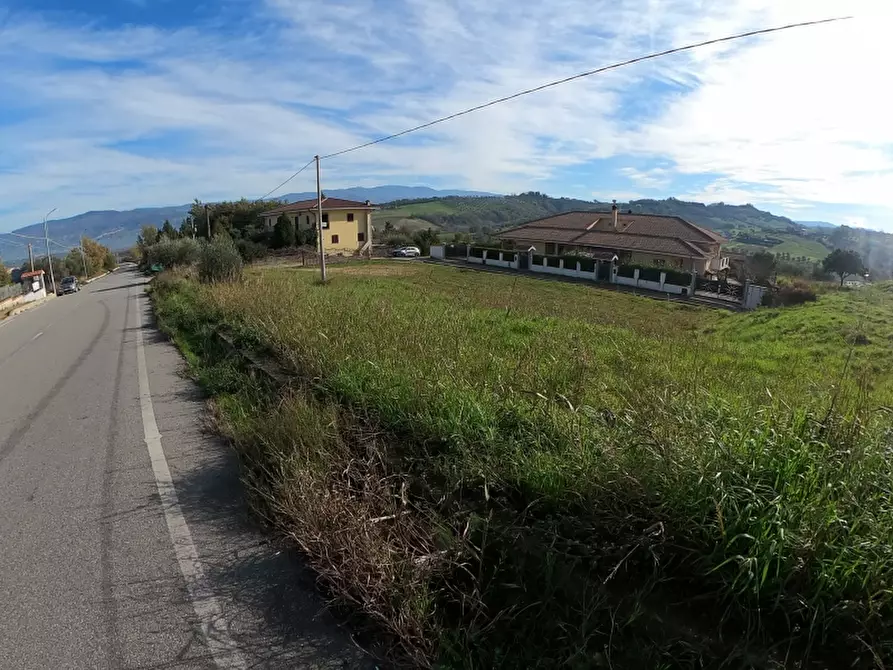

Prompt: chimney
[{"left": 611, "top": 199, "right": 618, "bottom": 230}]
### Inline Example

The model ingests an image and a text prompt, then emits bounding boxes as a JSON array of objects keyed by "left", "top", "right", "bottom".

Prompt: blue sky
[{"left": 1, "top": 0, "right": 891, "bottom": 232}]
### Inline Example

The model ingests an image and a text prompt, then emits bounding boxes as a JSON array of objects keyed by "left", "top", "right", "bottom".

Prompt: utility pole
[
  {"left": 43, "top": 207, "right": 57, "bottom": 294},
  {"left": 27, "top": 243, "right": 34, "bottom": 271},
  {"left": 205, "top": 204, "right": 211, "bottom": 239},
  {"left": 79, "top": 236, "right": 89, "bottom": 279},
  {"left": 316, "top": 155, "right": 327, "bottom": 283}
]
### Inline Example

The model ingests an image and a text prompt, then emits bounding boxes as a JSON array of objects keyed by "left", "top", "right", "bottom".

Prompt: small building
[
  {"left": 260, "top": 197, "right": 377, "bottom": 255},
  {"left": 496, "top": 204, "right": 729, "bottom": 276}
]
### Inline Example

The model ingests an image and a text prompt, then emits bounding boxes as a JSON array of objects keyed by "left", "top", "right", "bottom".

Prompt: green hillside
[{"left": 374, "top": 192, "right": 893, "bottom": 277}]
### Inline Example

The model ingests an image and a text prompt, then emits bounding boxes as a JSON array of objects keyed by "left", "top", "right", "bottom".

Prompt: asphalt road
[{"left": 0, "top": 270, "right": 371, "bottom": 669}]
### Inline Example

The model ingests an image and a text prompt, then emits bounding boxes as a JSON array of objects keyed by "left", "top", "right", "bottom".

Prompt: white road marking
[
  {"left": 134, "top": 295, "right": 247, "bottom": 669},
  {"left": 31, "top": 332, "right": 43, "bottom": 341}
]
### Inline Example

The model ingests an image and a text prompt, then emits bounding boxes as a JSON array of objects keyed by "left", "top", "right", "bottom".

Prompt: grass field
[
  {"left": 769, "top": 235, "right": 831, "bottom": 260},
  {"left": 373, "top": 201, "right": 455, "bottom": 230},
  {"left": 153, "top": 263, "right": 893, "bottom": 668}
]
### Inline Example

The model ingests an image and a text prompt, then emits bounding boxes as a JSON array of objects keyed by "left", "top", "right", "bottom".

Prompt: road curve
[{"left": 0, "top": 270, "right": 370, "bottom": 669}]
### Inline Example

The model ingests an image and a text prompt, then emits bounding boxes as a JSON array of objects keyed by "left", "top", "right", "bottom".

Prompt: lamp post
[{"left": 43, "top": 208, "right": 57, "bottom": 294}]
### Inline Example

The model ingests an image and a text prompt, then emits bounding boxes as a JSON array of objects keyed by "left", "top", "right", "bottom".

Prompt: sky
[{"left": 0, "top": 0, "right": 891, "bottom": 232}]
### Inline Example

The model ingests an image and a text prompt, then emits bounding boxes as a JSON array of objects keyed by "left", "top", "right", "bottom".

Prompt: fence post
[
  {"left": 660, "top": 271, "right": 666, "bottom": 291},
  {"left": 633, "top": 268, "right": 640, "bottom": 287},
  {"left": 689, "top": 271, "right": 697, "bottom": 295}
]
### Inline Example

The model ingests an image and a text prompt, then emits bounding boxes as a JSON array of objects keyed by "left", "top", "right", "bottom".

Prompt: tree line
[{"left": 2, "top": 237, "right": 116, "bottom": 285}]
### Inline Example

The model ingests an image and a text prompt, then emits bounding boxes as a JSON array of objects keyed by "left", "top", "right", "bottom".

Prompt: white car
[{"left": 393, "top": 246, "right": 422, "bottom": 258}]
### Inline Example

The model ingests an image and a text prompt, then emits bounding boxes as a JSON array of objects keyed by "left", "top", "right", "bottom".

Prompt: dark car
[{"left": 59, "top": 276, "right": 80, "bottom": 295}]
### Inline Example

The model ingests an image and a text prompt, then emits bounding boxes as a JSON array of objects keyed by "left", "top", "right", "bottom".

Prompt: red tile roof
[
  {"left": 496, "top": 210, "right": 725, "bottom": 259},
  {"left": 260, "top": 197, "right": 377, "bottom": 216},
  {"left": 20, "top": 270, "right": 45, "bottom": 278}
]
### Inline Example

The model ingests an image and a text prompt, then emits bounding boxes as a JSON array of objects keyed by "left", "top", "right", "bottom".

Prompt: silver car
[
  {"left": 392, "top": 246, "right": 422, "bottom": 258},
  {"left": 59, "top": 276, "right": 80, "bottom": 295}
]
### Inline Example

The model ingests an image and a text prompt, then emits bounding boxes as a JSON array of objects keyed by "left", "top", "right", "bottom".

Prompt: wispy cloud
[{"left": 0, "top": 0, "right": 890, "bottom": 230}]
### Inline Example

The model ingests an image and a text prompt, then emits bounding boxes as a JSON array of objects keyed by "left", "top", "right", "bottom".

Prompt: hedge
[
  {"left": 546, "top": 256, "right": 562, "bottom": 268},
  {"left": 617, "top": 265, "right": 637, "bottom": 278},
  {"left": 663, "top": 268, "right": 691, "bottom": 286},
  {"left": 639, "top": 267, "right": 662, "bottom": 282},
  {"left": 532, "top": 255, "right": 545, "bottom": 266}
]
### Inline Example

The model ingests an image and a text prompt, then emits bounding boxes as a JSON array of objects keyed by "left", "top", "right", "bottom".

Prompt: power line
[
  {"left": 316, "top": 16, "right": 849, "bottom": 162},
  {"left": 256, "top": 158, "right": 316, "bottom": 201}
]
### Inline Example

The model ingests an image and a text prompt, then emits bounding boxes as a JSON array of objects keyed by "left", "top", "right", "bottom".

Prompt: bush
[
  {"left": 237, "top": 239, "right": 269, "bottom": 263},
  {"left": 617, "top": 264, "right": 636, "bottom": 278},
  {"left": 146, "top": 238, "right": 180, "bottom": 269},
  {"left": 546, "top": 256, "right": 561, "bottom": 268},
  {"left": 767, "top": 279, "right": 818, "bottom": 307},
  {"left": 199, "top": 236, "right": 243, "bottom": 283},
  {"left": 663, "top": 268, "right": 691, "bottom": 286},
  {"left": 174, "top": 238, "right": 202, "bottom": 267},
  {"left": 639, "top": 266, "right": 662, "bottom": 282},
  {"left": 145, "top": 238, "right": 203, "bottom": 270},
  {"left": 532, "top": 254, "right": 545, "bottom": 266}
]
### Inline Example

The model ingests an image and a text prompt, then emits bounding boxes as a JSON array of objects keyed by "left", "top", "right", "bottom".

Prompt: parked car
[
  {"left": 59, "top": 276, "right": 80, "bottom": 295},
  {"left": 392, "top": 246, "right": 422, "bottom": 258}
]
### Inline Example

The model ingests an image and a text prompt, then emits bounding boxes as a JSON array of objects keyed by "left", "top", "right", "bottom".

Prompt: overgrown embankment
[{"left": 152, "top": 264, "right": 893, "bottom": 668}]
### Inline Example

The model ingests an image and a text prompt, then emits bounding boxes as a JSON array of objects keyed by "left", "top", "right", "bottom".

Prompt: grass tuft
[{"left": 152, "top": 264, "right": 893, "bottom": 668}]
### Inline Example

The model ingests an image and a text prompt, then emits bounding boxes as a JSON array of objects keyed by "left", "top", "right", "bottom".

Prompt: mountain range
[{"left": 0, "top": 186, "right": 497, "bottom": 264}]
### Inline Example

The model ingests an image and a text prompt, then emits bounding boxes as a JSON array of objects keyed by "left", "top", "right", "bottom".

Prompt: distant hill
[
  {"left": 797, "top": 220, "right": 837, "bottom": 229},
  {"left": 0, "top": 187, "right": 497, "bottom": 262},
  {"left": 4, "top": 187, "right": 890, "bottom": 278},
  {"left": 282, "top": 185, "right": 497, "bottom": 203}
]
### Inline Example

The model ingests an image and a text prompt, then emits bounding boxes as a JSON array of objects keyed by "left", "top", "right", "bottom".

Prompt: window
[
  {"left": 545, "top": 242, "right": 557, "bottom": 255},
  {"left": 653, "top": 259, "right": 666, "bottom": 267},
  {"left": 331, "top": 234, "right": 339, "bottom": 244},
  {"left": 322, "top": 213, "right": 329, "bottom": 227},
  {"left": 358, "top": 232, "right": 366, "bottom": 242},
  {"left": 347, "top": 213, "right": 355, "bottom": 222}
]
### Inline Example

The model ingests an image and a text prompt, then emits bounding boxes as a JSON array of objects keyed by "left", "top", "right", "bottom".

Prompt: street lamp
[{"left": 43, "top": 208, "right": 57, "bottom": 294}]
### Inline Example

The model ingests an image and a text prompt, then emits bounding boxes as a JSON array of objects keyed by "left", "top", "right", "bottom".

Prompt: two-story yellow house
[{"left": 260, "top": 197, "right": 377, "bottom": 255}]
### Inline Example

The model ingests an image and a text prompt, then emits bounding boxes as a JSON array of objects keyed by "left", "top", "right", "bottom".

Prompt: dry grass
[{"left": 152, "top": 264, "right": 893, "bottom": 668}]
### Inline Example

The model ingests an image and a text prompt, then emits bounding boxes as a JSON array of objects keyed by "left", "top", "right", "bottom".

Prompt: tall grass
[{"left": 153, "top": 264, "right": 893, "bottom": 667}]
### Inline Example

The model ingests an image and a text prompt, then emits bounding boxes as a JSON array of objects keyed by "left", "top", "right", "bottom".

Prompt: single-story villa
[{"left": 496, "top": 204, "right": 729, "bottom": 275}]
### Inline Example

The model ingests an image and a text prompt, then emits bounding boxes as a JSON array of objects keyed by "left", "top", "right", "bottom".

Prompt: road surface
[{"left": 0, "top": 270, "right": 371, "bottom": 669}]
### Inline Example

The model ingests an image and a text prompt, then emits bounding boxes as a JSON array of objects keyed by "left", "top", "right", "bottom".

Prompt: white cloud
[{"left": 0, "top": 0, "right": 891, "bottom": 230}]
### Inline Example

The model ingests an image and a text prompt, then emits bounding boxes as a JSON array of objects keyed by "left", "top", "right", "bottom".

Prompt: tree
[
  {"left": 161, "top": 219, "right": 179, "bottom": 240},
  {"left": 823, "top": 248, "right": 864, "bottom": 286},
  {"left": 273, "top": 214, "right": 296, "bottom": 249},
  {"left": 138, "top": 224, "right": 159, "bottom": 248},
  {"left": 179, "top": 217, "right": 194, "bottom": 239},
  {"left": 0, "top": 262, "right": 11, "bottom": 286},
  {"left": 412, "top": 228, "right": 441, "bottom": 255},
  {"left": 746, "top": 251, "right": 776, "bottom": 283}
]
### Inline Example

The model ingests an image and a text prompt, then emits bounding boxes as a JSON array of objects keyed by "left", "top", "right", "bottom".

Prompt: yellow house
[{"left": 260, "top": 197, "right": 377, "bottom": 255}]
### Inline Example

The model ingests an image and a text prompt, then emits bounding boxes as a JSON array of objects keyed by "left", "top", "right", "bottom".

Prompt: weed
[{"left": 151, "top": 264, "right": 893, "bottom": 668}]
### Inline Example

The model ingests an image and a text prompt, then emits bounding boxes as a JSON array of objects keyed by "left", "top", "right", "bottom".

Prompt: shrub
[
  {"left": 199, "top": 236, "right": 243, "bottom": 283},
  {"left": 532, "top": 254, "right": 545, "bottom": 266},
  {"left": 768, "top": 279, "right": 818, "bottom": 307},
  {"left": 663, "top": 268, "right": 691, "bottom": 286},
  {"left": 546, "top": 256, "right": 561, "bottom": 268},
  {"left": 146, "top": 238, "right": 179, "bottom": 269},
  {"left": 639, "top": 266, "right": 662, "bottom": 282},
  {"left": 174, "top": 238, "right": 202, "bottom": 267},
  {"left": 237, "top": 239, "right": 269, "bottom": 262},
  {"left": 273, "top": 214, "right": 296, "bottom": 249},
  {"left": 617, "top": 264, "right": 636, "bottom": 278}
]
